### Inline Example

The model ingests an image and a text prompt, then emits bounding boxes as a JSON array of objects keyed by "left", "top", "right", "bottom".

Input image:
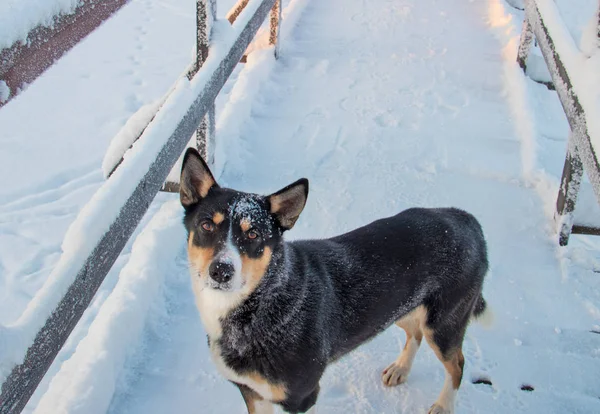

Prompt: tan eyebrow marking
[
  {"left": 240, "top": 218, "right": 251, "bottom": 232},
  {"left": 213, "top": 212, "right": 225, "bottom": 225}
]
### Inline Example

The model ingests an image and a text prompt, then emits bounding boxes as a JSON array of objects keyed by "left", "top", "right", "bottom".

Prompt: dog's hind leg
[
  {"left": 423, "top": 326, "right": 466, "bottom": 414},
  {"left": 382, "top": 306, "right": 425, "bottom": 386},
  {"left": 236, "top": 383, "right": 274, "bottom": 414}
]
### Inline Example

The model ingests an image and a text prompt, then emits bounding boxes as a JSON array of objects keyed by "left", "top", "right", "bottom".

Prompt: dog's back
[{"left": 291, "top": 207, "right": 488, "bottom": 361}]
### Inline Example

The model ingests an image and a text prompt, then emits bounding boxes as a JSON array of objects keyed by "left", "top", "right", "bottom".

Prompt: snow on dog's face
[{"left": 180, "top": 148, "right": 308, "bottom": 296}]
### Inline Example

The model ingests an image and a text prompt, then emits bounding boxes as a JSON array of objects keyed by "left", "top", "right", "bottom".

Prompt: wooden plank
[
  {"left": 571, "top": 224, "right": 600, "bottom": 237},
  {"left": 0, "top": 0, "right": 129, "bottom": 108},
  {"left": 0, "top": 0, "right": 277, "bottom": 412}
]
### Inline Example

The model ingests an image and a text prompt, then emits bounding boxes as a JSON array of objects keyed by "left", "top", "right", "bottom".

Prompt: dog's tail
[{"left": 471, "top": 294, "right": 494, "bottom": 328}]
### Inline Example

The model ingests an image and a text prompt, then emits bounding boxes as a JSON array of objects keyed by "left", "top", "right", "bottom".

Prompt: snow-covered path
[
  {"left": 101, "top": 0, "right": 599, "bottom": 413},
  {"left": 5, "top": 0, "right": 600, "bottom": 413}
]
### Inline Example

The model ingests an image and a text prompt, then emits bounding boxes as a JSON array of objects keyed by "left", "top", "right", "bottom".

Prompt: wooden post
[
  {"left": 270, "top": 0, "right": 282, "bottom": 58},
  {"left": 192, "top": 0, "right": 217, "bottom": 163},
  {"left": 198, "top": 102, "right": 216, "bottom": 164},
  {"left": 556, "top": 138, "right": 584, "bottom": 246},
  {"left": 227, "top": 0, "right": 250, "bottom": 24},
  {"left": 517, "top": 15, "right": 534, "bottom": 71}
]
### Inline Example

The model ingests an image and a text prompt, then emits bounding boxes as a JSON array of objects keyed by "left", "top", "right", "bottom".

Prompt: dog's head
[{"left": 180, "top": 148, "right": 308, "bottom": 295}]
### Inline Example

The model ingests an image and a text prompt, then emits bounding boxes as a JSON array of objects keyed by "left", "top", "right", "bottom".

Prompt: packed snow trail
[
  {"left": 30, "top": 0, "right": 600, "bottom": 413},
  {"left": 97, "top": 0, "right": 600, "bottom": 413}
]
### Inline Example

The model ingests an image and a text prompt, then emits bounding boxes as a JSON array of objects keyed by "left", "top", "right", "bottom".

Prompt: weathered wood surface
[{"left": 0, "top": 0, "right": 129, "bottom": 108}]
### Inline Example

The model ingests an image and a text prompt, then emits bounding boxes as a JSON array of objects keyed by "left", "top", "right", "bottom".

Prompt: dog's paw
[
  {"left": 381, "top": 362, "right": 410, "bottom": 386},
  {"left": 428, "top": 403, "right": 453, "bottom": 414}
]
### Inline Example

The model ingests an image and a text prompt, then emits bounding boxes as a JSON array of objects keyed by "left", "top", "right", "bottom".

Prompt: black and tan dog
[{"left": 180, "top": 148, "right": 490, "bottom": 414}]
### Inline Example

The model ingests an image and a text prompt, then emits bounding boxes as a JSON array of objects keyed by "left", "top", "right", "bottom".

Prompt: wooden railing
[
  {"left": 0, "top": 0, "right": 129, "bottom": 109},
  {"left": 0, "top": 0, "right": 281, "bottom": 412},
  {"left": 517, "top": 0, "right": 600, "bottom": 245}
]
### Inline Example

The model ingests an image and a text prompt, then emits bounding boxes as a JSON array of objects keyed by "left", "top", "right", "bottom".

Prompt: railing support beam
[
  {"left": 270, "top": 0, "right": 282, "bottom": 58},
  {"left": 193, "top": 0, "right": 217, "bottom": 165},
  {"left": 555, "top": 138, "right": 584, "bottom": 246}
]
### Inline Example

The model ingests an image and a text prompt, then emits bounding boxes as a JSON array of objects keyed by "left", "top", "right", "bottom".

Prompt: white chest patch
[
  {"left": 190, "top": 275, "right": 285, "bottom": 402},
  {"left": 191, "top": 276, "right": 246, "bottom": 338}
]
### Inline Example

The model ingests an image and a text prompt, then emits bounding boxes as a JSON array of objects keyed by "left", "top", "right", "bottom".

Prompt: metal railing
[{"left": 0, "top": 0, "right": 281, "bottom": 412}]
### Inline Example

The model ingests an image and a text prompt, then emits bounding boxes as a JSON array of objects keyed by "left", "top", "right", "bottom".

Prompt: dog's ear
[
  {"left": 180, "top": 148, "right": 218, "bottom": 209},
  {"left": 268, "top": 178, "right": 309, "bottom": 230}
]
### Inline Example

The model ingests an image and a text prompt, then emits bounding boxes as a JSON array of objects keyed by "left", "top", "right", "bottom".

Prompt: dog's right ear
[{"left": 180, "top": 148, "right": 218, "bottom": 209}]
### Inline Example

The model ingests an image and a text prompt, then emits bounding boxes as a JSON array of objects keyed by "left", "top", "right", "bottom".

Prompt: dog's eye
[
  {"left": 247, "top": 229, "right": 259, "bottom": 240},
  {"left": 201, "top": 221, "right": 215, "bottom": 232}
]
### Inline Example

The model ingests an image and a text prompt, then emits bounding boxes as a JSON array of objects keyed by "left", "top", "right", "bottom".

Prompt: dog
[{"left": 180, "top": 148, "right": 489, "bottom": 414}]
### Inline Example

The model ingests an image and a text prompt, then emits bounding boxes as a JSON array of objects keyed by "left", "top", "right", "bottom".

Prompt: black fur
[{"left": 217, "top": 208, "right": 487, "bottom": 412}]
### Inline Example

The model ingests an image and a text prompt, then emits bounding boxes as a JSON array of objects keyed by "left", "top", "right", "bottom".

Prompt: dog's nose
[{"left": 209, "top": 261, "right": 235, "bottom": 284}]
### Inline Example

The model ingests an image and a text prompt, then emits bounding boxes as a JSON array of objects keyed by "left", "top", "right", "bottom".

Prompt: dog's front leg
[{"left": 235, "top": 383, "right": 274, "bottom": 414}]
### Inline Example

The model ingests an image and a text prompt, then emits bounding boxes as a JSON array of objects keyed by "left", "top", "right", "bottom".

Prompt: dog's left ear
[
  {"left": 180, "top": 148, "right": 219, "bottom": 209},
  {"left": 268, "top": 178, "right": 309, "bottom": 230}
]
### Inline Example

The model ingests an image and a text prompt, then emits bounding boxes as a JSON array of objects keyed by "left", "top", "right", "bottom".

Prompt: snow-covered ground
[{"left": 1, "top": 0, "right": 599, "bottom": 413}]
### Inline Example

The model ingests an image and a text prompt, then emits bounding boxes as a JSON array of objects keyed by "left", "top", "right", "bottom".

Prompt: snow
[
  {"left": 0, "top": 0, "right": 80, "bottom": 49},
  {"left": 554, "top": 0, "right": 598, "bottom": 51},
  {"left": 573, "top": 184, "right": 600, "bottom": 227},
  {"left": 2, "top": 0, "right": 600, "bottom": 413},
  {"left": 101, "top": 98, "right": 167, "bottom": 178},
  {"left": 0, "top": 81, "right": 10, "bottom": 103},
  {"left": 33, "top": 200, "right": 185, "bottom": 414},
  {"left": 580, "top": 12, "right": 600, "bottom": 57},
  {"left": 505, "top": 0, "right": 524, "bottom": 10}
]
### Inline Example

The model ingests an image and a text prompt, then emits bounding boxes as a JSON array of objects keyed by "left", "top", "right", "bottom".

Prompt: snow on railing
[
  {"left": 517, "top": 0, "right": 600, "bottom": 245},
  {"left": 102, "top": 0, "right": 282, "bottom": 190},
  {"left": 0, "top": 0, "right": 281, "bottom": 412}
]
